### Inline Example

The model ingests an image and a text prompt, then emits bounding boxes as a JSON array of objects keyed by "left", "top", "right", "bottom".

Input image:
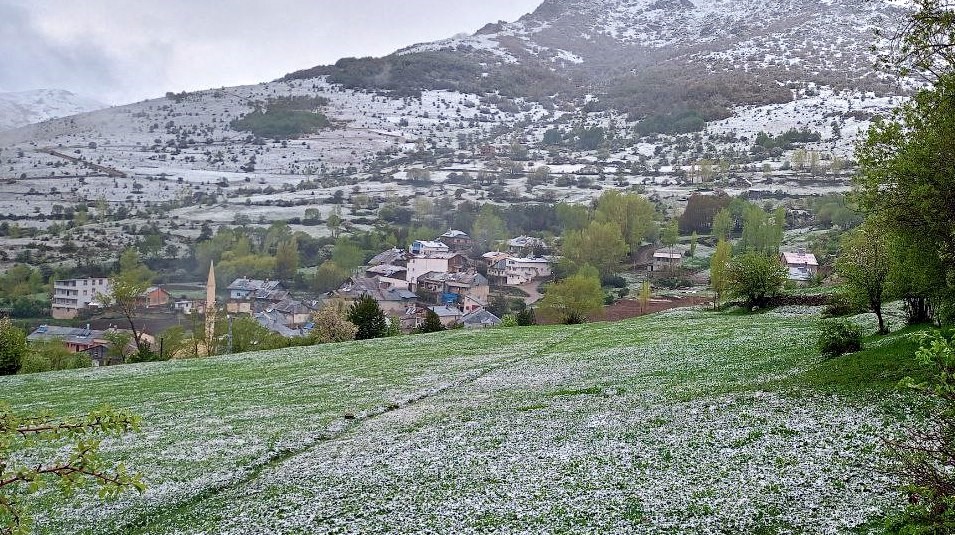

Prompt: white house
[
  {"left": 487, "top": 256, "right": 552, "bottom": 286},
  {"left": 405, "top": 253, "right": 467, "bottom": 289},
  {"left": 51, "top": 278, "right": 112, "bottom": 319},
  {"left": 781, "top": 250, "right": 819, "bottom": 281}
]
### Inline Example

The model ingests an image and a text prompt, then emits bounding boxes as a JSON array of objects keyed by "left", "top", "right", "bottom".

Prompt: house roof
[
  {"left": 462, "top": 309, "right": 502, "bottom": 326},
  {"left": 508, "top": 236, "right": 547, "bottom": 248},
  {"left": 413, "top": 240, "right": 449, "bottom": 250},
  {"left": 366, "top": 264, "right": 407, "bottom": 277},
  {"left": 781, "top": 251, "right": 819, "bottom": 266},
  {"left": 417, "top": 271, "right": 488, "bottom": 287},
  {"left": 28, "top": 325, "right": 105, "bottom": 344},
  {"left": 429, "top": 306, "right": 463, "bottom": 317},
  {"left": 440, "top": 229, "right": 470, "bottom": 239},
  {"left": 270, "top": 298, "right": 314, "bottom": 315},
  {"left": 653, "top": 251, "right": 683, "bottom": 260},
  {"left": 227, "top": 278, "right": 284, "bottom": 293},
  {"left": 253, "top": 311, "right": 299, "bottom": 337},
  {"left": 369, "top": 248, "right": 407, "bottom": 266}
]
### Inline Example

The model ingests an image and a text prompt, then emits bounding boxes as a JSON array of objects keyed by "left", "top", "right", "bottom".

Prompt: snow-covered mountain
[
  {"left": 291, "top": 0, "right": 909, "bottom": 127},
  {"left": 0, "top": 89, "right": 106, "bottom": 131}
]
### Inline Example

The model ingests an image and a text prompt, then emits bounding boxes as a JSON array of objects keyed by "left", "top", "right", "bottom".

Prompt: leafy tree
[
  {"left": 0, "top": 317, "right": 27, "bottom": 375},
  {"left": 312, "top": 261, "right": 351, "bottom": 294},
  {"left": 836, "top": 224, "right": 892, "bottom": 334},
  {"left": 661, "top": 220, "right": 679, "bottom": 250},
  {"left": 274, "top": 238, "right": 299, "bottom": 280},
  {"left": 562, "top": 221, "right": 628, "bottom": 279},
  {"left": 19, "top": 340, "right": 90, "bottom": 374},
  {"left": 348, "top": 295, "right": 387, "bottom": 340},
  {"left": 710, "top": 239, "right": 732, "bottom": 309},
  {"left": 889, "top": 232, "right": 949, "bottom": 325},
  {"left": 312, "top": 304, "right": 358, "bottom": 343},
  {"left": 712, "top": 208, "right": 733, "bottom": 241},
  {"left": 555, "top": 202, "right": 589, "bottom": 231},
  {"left": 538, "top": 267, "right": 604, "bottom": 324},
  {"left": 470, "top": 206, "right": 507, "bottom": 252},
  {"left": 594, "top": 190, "right": 657, "bottom": 256},
  {"left": 0, "top": 404, "right": 145, "bottom": 534},
  {"left": 728, "top": 252, "right": 787, "bottom": 308},
  {"left": 738, "top": 204, "right": 782, "bottom": 255},
  {"left": 417, "top": 310, "right": 446, "bottom": 334}
]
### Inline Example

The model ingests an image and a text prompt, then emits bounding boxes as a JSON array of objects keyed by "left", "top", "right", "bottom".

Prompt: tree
[
  {"left": 348, "top": 295, "right": 387, "bottom": 340},
  {"left": 274, "top": 238, "right": 299, "bottom": 280},
  {"left": 728, "top": 252, "right": 787, "bottom": 308},
  {"left": 710, "top": 239, "right": 732, "bottom": 309},
  {"left": 712, "top": 208, "right": 733, "bottom": 241},
  {"left": 859, "top": 3, "right": 955, "bottom": 320},
  {"left": 889, "top": 232, "right": 948, "bottom": 325},
  {"left": 312, "top": 304, "right": 358, "bottom": 343},
  {"left": 594, "top": 190, "right": 657, "bottom": 257},
  {"left": 739, "top": 204, "right": 782, "bottom": 255},
  {"left": 417, "top": 310, "right": 446, "bottom": 334},
  {"left": 101, "top": 250, "right": 153, "bottom": 357},
  {"left": 662, "top": 220, "right": 679, "bottom": 250},
  {"left": 0, "top": 404, "right": 145, "bottom": 535},
  {"left": 689, "top": 232, "right": 698, "bottom": 257},
  {"left": 538, "top": 267, "right": 605, "bottom": 324},
  {"left": 561, "top": 221, "right": 628, "bottom": 279},
  {"left": 836, "top": 224, "right": 892, "bottom": 334},
  {"left": 0, "top": 317, "right": 27, "bottom": 375},
  {"left": 639, "top": 280, "right": 651, "bottom": 313},
  {"left": 470, "top": 206, "right": 507, "bottom": 252}
]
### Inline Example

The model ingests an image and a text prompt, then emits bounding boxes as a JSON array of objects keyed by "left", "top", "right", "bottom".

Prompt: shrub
[
  {"left": 886, "top": 331, "right": 955, "bottom": 532},
  {"left": 817, "top": 320, "right": 864, "bottom": 358}
]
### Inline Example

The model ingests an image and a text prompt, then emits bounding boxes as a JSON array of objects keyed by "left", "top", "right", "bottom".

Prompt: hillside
[
  {"left": 1, "top": 306, "right": 918, "bottom": 534},
  {"left": 0, "top": 89, "right": 105, "bottom": 131}
]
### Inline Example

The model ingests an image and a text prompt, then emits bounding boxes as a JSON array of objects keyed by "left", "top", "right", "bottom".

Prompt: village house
[
  {"left": 438, "top": 229, "right": 473, "bottom": 252},
  {"left": 410, "top": 240, "right": 450, "bottom": 256},
  {"left": 405, "top": 252, "right": 468, "bottom": 289},
  {"left": 486, "top": 255, "right": 552, "bottom": 286},
  {"left": 651, "top": 250, "right": 683, "bottom": 272},
  {"left": 780, "top": 249, "right": 819, "bottom": 281},
  {"left": 461, "top": 309, "right": 503, "bottom": 329},
  {"left": 365, "top": 264, "right": 409, "bottom": 290},
  {"left": 267, "top": 298, "right": 316, "bottom": 328},
  {"left": 416, "top": 271, "right": 490, "bottom": 306},
  {"left": 173, "top": 300, "right": 207, "bottom": 316},
  {"left": 428, "top": 305, "right": 464, "bottom": 327},
  {"left": 332, "top": 277, "right": 418, "bottom": 316},
  {"left": 26, "top": 325, "right": 141, "bottom": 366},
  {"left": 507, "top": 236, "right": 549, "bottom": 256},
  {"left": 226, "top": 278, "right": 289, "bottom": 314},
  {"left": 138, "top": 286, "right": 171, "bottom": 308},
  {"left": 368, "top": 248, "right": 408, "bottom": 267},
  {"left": 51, "top": 277, "right": 112, "bottom": 319}
]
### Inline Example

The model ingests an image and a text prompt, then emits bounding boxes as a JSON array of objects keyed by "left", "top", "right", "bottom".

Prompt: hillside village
[{"left": 4, "top": 0, "right": 955, "bottom": 534}]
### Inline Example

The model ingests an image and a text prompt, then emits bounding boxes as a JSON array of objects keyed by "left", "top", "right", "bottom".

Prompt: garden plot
[{"left": 0, "top": 308, "right": 913, "bottom": 534}]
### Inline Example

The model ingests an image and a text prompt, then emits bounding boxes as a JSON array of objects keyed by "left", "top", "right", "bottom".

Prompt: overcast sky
[{"left": 0, "top": 0, "right": 542, "bottom": 105}]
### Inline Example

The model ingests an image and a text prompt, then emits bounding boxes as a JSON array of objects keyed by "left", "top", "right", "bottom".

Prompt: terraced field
[{"left": 1, "top": 306, "right": 921, "bottom": 533}]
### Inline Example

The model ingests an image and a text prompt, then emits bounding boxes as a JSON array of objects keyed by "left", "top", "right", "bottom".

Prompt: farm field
[{"left": 1, "top": 306, "right": 919, "bottom": 534}]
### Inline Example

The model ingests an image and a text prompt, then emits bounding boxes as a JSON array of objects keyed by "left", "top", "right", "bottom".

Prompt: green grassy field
[{"left": 0, "top": 305, "right": 929, "bottom": 534}]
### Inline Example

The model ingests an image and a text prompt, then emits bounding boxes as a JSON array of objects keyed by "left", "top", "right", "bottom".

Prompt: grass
[
  {"left": 0, "top": 306, "right": 926, "bottom": 534},
  {"left": 779, "top": 325, "right": 934, "bottom": 393}
]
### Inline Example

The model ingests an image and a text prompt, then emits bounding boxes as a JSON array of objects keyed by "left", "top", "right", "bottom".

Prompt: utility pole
[{"left": 227, "top": 314, "right": 233, "bottom": 354}]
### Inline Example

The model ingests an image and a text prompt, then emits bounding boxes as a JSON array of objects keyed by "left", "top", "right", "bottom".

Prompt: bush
[
  {"left": 817, "top": 320, "right": 864, "bottom": 358},
  {"left": 823, "top": 291, "right": 866, "bottom": 318},
  {"left": 886, "top": 330, "right": 955, "bottom": 532}
]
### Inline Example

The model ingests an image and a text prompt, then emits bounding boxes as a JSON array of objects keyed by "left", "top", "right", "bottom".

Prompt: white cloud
[{"left": 0, "top": 0, "right": 541, "bottom": 104}]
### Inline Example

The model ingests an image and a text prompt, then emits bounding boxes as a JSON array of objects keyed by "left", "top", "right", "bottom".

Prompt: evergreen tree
[
  {"left": 417, "top": 310, "right": 446, "bottom": 334},
  {"left": 348, "top": 295, "right": 387, "bottom": 340}
]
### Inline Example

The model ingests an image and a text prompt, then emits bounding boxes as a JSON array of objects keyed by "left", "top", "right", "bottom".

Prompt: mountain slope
[
  {"left": 1, "top": 307, "right": 908, "bottom": 534},
  {"left": 287, "top": 0, "right": 907, "bottom": 129},
  {"left": 0, "top": 89, "right": 106, "bottom": 131}
]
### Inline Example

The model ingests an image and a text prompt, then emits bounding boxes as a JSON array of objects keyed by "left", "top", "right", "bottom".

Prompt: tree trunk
[{"left": 874, "top": 302, "right": 888, "bottom": 335}]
